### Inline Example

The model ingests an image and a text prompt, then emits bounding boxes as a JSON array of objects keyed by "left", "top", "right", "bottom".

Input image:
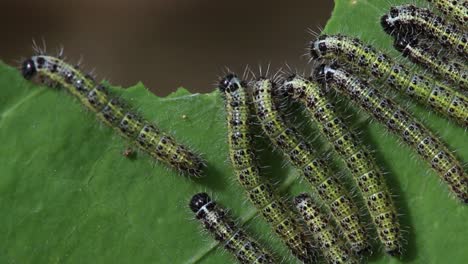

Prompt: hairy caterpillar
[
  {"left": 189, "top": 193, "right": 276, "bottom": 264},
  {"left": 315, "top": 63, "right": 468, "bottom": 203},
  {"left": 426, "top": 0, "right": 468, "bottom": 29},
  {"left": 218, "top": 74, "right": 313, "bottom": 263},
  {"left": 310, "top": 34, "right": 468, "bottom": 127},
  {"left": 251, "top": 77, "right": 369, "bottom": 254},
  {"left": 392, "top": 34, "right": 468, "bottom": 91},
  {"left": 281, "top": 75, "right": 401, "bottom": 255},
  {"left": 381, "top": 5, "right": 467, "bottom": 56},
  {"left": 21, "top": 54, "right": 205, "bottom": 176},
  {"left": 294, "top": 193, "right": 358, "bottom": 264}
]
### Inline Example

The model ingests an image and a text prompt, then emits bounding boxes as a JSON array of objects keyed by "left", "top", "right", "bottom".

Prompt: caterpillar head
[
  {"left": 313, "top": 64, "right": 328, "bottom": 84},
  {"left": 277, "top": 74, "right": 297, "bottom": 97},
  {"left": 21, "top": 57, "right": 38, "bottom": 80},
  {"left": 309, "top": 34, "right": 329, "bottom": 59},
  {"left": 218, "top": 73, "right": 241, "bottom": 93},
  {"left": 189, "top": 192, "right": 212, "bottom": 213}
]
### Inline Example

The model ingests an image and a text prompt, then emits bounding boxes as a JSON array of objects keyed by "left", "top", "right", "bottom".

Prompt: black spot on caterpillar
[
  {"left": 282, "top": 75, "right": 402, "bottom": 255},
  {"left": 218, "top": 73, "right": 314, "bottom": 263},
  {"left": 294, "top": 193, "right": 358, "bottom": 264},
  {"left": 310, "top": 34, "right": 468, "bottom": 127},
  {"left": 381, "top": 4, "right": 467, "bottom": 56},
  {"left": 315, "top": 63, "right": 468, "bottom": 203},
  {"left": 21, "top": 54, "right": 205, "bottom": 176},
  {"left": 392, "top": 34, "right": 467, "bottom": 91},
  {"left": 190, "top": 192, "right": 276, "bottom": 264},
  {"left": 251, "top": 77, "right": 370, "bottom": 254}
]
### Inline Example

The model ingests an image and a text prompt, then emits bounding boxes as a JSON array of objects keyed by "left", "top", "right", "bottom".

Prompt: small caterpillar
[
  {"left": 426, "top": 0, "right": 468, "bottom": 28},
  {"left": 281, "top": 75, "right": 402, "bottom": 255},
  {"left": 21, "top": 54, "right": 205, "bottom": 176},
  {"left": 315, "top": 63, "right": 468, "bottom": 203},
  {"left": 310, "top": 34, "right": 468, "bottom": 127},
  {"left": 218, "top": 74, "right": 313, "bottom": 263},
  {"left": 251, "top": 77, "right": 369, "bottom": 254},
  {"left": 294, "top": 193, "right": 358, "bottom": 264},
  {"left": 392, "top": 34, "right": 468, "bottom": 91},
  {"left": 189, "top": 193, "right": 276, "bottom": 264},
  {"left": 381, "top": 4, "right": 467, "bottom": 56}
]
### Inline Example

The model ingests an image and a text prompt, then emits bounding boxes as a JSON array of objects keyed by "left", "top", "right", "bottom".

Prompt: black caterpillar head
[
  {"left": 293, "top": 193, "right": 309, "bottom": 205},
  {"left": 381, "top": 6, "right": 403, "bottom": 35},
  {"left": 21, "top": 58, "right": 37, "bottom": 80},
  {"left": 309, "top": 34, "right": 329, "bottom": 59},
  {"left": 278, "top": 74, "right": 297, "bottom": 97},
  {"left": 218, "top": 73, "right": 240, "bottom": 93},
  {"left": 314, "top": 64, "right": 327, "bottom": 84},
  {"left": 189, "top": 192, "right": 211, "bottom": 213}
]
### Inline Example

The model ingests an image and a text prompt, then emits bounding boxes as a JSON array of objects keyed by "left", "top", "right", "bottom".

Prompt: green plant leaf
[{"left": 0, "top": 0, "right": 466, "bottom": 263}]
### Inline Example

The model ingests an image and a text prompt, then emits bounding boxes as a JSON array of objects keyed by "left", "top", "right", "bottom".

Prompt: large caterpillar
[
  {"left": 294, "top": 193, "right": 358, "bottom": 264},
  {"left": 21, "top": 54, "right": 205, "bottom": 176},
  {"left": 218, "top": 74, "right": 313, "bottom": 263},
  {"left": 189, "top": 192, "right": 277, "bottom": 264},
  {"left": 315, "top": 63, "right": 468, "bottom": 203},
  {"left": 426, "top": 0, "right": 467, "bottom": 29},
  {"left": 381, "top": 4, "right": 468, "bottom": 56},
  {"left": 251, "top": 77, "right": 369, "bottom": 254},
  {"left": 281, "top": 75, "right": 401, "bottom": 255},
  {"left": 310, "top": 34, "right": 468, "bottom": 127},
  {"left": 392, "top": 34, "right": 468, "bottom": 91}
]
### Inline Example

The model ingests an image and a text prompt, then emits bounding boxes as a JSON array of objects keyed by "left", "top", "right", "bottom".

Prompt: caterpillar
[
  {"left": 189, "top": 192, "right": 277, "bottom": 264},
  {"left": 381, "top": 4, "right": 468, "bottom": 56},
  {"left": 218, "top": 74, "right": 314, "bottom": 263},
  {"left": 294, "top": 193, "right": 358, "bottom": 264},
  {"left": 251, "top": 77, "right": 370, "bottom": 254},
  {"left": 310, "top": 34, "right": 468, "bottom": 127},
  {"left": 426, "top": 0, "right": 468, "bottom": 29},
  {"left": 392, "top": 34, "right": 468, "bottom": 91},
  {"left": 315, "top": 63, "right": 468, "bottom": 203},
  {"left": 281, "top": 75, "right": 402, "bottom": 255},
  {"left": 21, "top": 54, "right": 205, "bottom": 176}
]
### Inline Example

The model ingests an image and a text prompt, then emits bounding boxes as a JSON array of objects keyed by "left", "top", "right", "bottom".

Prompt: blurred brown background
[{"left": 0, "top": 0, "right": 333, "bottom": 96}]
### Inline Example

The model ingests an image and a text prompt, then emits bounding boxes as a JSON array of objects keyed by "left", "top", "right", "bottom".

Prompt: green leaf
[{"left": 0, "top": 0, "right": 466, "bottom": 263}]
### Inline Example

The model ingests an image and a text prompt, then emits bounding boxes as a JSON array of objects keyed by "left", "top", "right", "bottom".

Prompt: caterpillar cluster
[
  {"left": 251, "top": 77, "right": 369, "bottom": 254},
  {"left": 16, "top": 0, "right": 467, "bottom": 263},
  {"left": 190, "top": 193, "right": 276, "bottom": 264},
  {"left": 310, "top": 34, "right": 468, "bottom": 127},
  {"left": 281, "top": 75, "right": 401, "bottom": 255},
  {"left": 315, "top": 63, "right": 468, "bottom": 203},
  {"left": 381, "top": 4, "right": 468, "bottom": 92},
  {"left": 21, "top": 54, "right": 205, "bottom": 176},
  {"left": 218, "top": 74, "right": 314, "bottom": 263}
]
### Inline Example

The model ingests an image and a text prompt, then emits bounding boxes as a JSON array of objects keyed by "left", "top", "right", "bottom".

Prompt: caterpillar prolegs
[{"left": 21, "top": 54, "right": 205, "bottom": 176}]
